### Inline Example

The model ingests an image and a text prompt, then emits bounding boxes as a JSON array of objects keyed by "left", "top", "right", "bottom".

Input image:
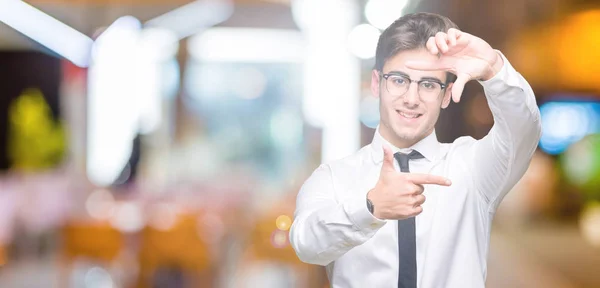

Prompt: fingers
[
  {"left": 447, "top": 28, "right": 461, "bottom": 46},
  {"left": 412, "top": 194, "right": 426, "bottom": 207},
  {"left": 415, "top": 183, "right": 424, "bottom": 194},
  {"left": 451, "top": 73, "right": 470, "bottom": 103},
  {"left": 408, "top": 205, "right": 423, "bottom": 217},
  {"left": 428, "top": 29, "right": 463, "bottom": 55},
  {"left": 397, "top": 195, "right": 425, "bottom": 219},
  {"left": 406, "top": 173, "right": 452, "bottom": 186},
  {"left": 406, "top": 194, "right": 426, "bottom": 217},
  {"left": 426, "top": 36, "right": 438, "bottom": 55},
  {"left": 435, "top": 32, "right": 449, "bottom": 53},
  {"left": 404, "top": 183, "right": 424, "bottom": 196},
  {"left": 404, "top": 57, "right": 453, "bottom": 72}
]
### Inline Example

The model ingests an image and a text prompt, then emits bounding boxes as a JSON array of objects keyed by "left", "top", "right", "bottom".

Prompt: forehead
[{"left": 382, "top": 48, "right": 446, "bottom": 81}]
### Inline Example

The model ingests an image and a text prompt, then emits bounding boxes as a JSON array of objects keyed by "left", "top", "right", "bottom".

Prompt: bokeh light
[
  {"left": 580, "top": 202, "right": 600, "bottom": 248},
  {"left": 230, "top": 67, "right": 268, "bottom": 100},
  {"left": 85, "top": 189, "right": 116, "bottom": 220},
  {"left": 561, "top": 134, "right": 600, "bottom": 198},
  {"left": 539, "top": 101, "right": 600, "bottom": 155},
  {"left": 147, "top": 202, "right": 178, "bottom": 231},
  {"left": 275, "top": 215, "right": 292, "bottom": 231},
  {"left": 365, "top": 0, "right": 410, "bottom": 30},
  {"left": 84, "top": 266, "right": 114, "bottom": 288},
  {"left": 270, "top": 229, "right": 289, "bottom": 248},
  {"left": 109, "top": 202, "right": 144, "bottom": 233},
  {"left": 347, "top": 24, "right": 381, "bottom": 59},
  {"left": 360, "top": 95, "right": 380, "bottom": 129}
]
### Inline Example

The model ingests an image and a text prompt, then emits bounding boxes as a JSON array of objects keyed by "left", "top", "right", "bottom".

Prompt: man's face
[{"left": 371, "top": 48, "right": 453, "bottom": 147}]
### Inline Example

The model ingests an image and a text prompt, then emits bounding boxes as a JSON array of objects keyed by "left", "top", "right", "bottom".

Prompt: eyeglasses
[{"left": 381, "top": 73, "right": 447, "bottom": 100}]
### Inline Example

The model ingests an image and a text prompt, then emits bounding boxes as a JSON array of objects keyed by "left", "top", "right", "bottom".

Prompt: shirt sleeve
[
  {"left": 469, "top": 50, "right": 542, "bottom": 212},
  {"left": 289, "top": 164, "right": 387, "bottom": 266}
]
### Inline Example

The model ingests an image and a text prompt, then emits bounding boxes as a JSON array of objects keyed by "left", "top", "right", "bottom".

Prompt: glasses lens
[
  {"left": 386, "top": 75, "right": 409, "bottom": 96},
  {"left": 418, "top": 81, "right": 443, "bottom": 99}
]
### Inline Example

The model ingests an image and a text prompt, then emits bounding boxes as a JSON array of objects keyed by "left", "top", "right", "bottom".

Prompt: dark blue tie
[{"left": 394, "top": 150, "right": 424, "bottom": 288}]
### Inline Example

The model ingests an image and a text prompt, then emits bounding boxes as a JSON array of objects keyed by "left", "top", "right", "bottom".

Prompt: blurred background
[{"left": 0, "top": 0, "right": 599, "bottom": 287}]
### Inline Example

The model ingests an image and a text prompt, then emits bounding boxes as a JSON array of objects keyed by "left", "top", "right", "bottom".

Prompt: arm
[
  {"left": 404, "top": 29, "right": 542, "bottom": 212},
  {"left": 289, "top": 164, "right": 386, "bottom": 266},
  {"left": 470, "top": 51, "right": 542, "bottom": 211}
]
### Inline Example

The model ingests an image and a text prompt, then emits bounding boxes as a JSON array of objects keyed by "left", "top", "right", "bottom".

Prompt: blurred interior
[{"left": 0, "top": 0, "right": 599, "bottom": 287}]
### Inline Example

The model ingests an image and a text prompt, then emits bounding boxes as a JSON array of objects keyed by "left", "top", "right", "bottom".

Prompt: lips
[{"left": 396, "top": 110, "right": 423, "bottom": 120}]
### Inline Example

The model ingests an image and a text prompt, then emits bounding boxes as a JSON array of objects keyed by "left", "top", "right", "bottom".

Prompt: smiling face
[{"left": 371, "top": 48, "right": 453, "bottom": 148}]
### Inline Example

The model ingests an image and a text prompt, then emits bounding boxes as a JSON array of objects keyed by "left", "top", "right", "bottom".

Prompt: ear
[
  {"left": 441, "top": 82, "right": 453, "bottom": 109},
  {"left": 371, "top": 70, "right": 381, "bottom": 98}
]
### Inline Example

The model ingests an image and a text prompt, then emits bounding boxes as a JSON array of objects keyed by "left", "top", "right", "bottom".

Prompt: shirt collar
[{"left": 371, "top": 125, "right": 440, "bottom": 163}]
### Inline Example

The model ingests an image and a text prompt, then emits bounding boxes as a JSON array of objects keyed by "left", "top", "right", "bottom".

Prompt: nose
[{"left": 403, "top": 82, "right": 420, "bottom": 108}]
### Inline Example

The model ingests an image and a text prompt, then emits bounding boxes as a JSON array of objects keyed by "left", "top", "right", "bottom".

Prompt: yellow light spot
[
  {"left": 275, "top": 215, "right": 292, "bottom": 231},
  {"left": 580, "top": 201, "right": 600, "bottom": 247}
]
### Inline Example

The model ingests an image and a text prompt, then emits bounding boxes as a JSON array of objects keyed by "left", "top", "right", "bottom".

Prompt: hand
[
  {"left": 404, "top": 28, "right": 504, "bottom": 103},
  {"left": 367, "top": 146, "right": 452, "bottom": 220}
]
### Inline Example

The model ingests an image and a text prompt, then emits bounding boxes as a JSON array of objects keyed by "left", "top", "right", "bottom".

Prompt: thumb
[
  {"left": 381, "top": 145, "right": 396, "bottom": 172},
  {"left": 451, "top": 73, "right": 470, "bottom": 103}
]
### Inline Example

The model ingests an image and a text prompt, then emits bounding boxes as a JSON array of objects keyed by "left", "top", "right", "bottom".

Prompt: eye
[
  {"left": 390, "top": 76, "right": 407, "bottom": 86},
  {"left": 420, "top": 81, "right": 438, "bottom": 90}
]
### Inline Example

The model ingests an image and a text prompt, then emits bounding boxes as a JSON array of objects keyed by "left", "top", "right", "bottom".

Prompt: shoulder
[
  {"left": 438, "top": 135, "right": 479, "bottom": 163},
  {"left": 449, "top": 135, "right": 478, "bottom": 150},
  {"left": 324, "top": 144, "right": 374, "bottom": 172},
  {"left": 305, "top": 144, "right": 373, "bottom": 183}
]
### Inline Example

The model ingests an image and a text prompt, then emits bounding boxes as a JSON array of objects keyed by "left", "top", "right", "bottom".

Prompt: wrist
[
  {"left": 343, "top": 191, "right": 387, "bottom": 231},
  {"left": 366, "top": 197, "right": 375, "bottom": 215},
  {"left": 481, "top": 51, "right": 504, "bottom": 81},
  {"left": 366, "top": 189, "right": 381, "bottom": 219}
]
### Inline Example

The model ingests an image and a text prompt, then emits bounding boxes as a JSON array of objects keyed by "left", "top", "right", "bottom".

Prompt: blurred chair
[
  {"left": 136, "top": 212, "right": 213, "bottom": 288},
  {"left": 0, "top": 244, "right": 6, "bottom": 267},
  {"left": 60, "top": 221, "right": 125, "bottom": 287},
  {"left": 236, "top": 194, "right": 328, "bottom": 288}
]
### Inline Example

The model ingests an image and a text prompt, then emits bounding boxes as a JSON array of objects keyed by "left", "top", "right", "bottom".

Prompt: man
[{"left": 289, "top": 12, "right": 541, "bottom": 288}]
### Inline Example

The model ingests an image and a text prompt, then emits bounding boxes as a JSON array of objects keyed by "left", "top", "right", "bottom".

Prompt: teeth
[{"left": 399, "top": 111, "right": 419, "bottom": 118}]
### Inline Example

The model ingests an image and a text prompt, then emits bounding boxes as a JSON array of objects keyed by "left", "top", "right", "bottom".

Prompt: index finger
[
  {"left": 447, "top": 28, "right": 461, "bottom": 46},
  {"left": 406, "top": 173, "right": 452, "bottom": 186},
  {"left": 426, "top": 36, "right": 438, "bottom": 55},
  {"left": 404, "top": 57, "right": 453, "bottom": 72},
  {"left": 452, "top": 73, "right": 470, "bottom": 103}
]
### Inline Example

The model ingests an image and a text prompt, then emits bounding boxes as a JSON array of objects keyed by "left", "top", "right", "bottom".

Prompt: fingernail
[{"left": 446, "top": 179, "right": 452, "bottom": 185}]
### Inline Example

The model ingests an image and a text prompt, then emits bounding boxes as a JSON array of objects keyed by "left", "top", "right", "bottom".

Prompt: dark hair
[{"left": 375, "top": 12, "right": 459, "bottom": 83}]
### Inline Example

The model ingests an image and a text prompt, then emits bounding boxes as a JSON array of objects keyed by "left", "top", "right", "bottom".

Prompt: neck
[{"left": 379, "top": 125, "right": 431, "bottom": 149}]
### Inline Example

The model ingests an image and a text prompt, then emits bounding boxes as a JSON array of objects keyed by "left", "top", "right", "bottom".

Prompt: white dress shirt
[{"left": 289, "top": 52, "right": 542, "bottom": 288}]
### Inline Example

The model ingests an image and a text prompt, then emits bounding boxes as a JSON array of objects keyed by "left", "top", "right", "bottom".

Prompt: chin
[
  {"left": 380, "top": 118, "right": 429, "bottom": 145},
  {"left": 397, "top": 134, "right": 420, "bottom": 143},
  {"left": 393, "top": 129, "right": 421, "bottom": 142}
]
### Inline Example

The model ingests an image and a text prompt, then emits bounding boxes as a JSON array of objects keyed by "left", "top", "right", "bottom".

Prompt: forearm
[
  {"left": 481, "top": 52, "right": 541, "bottom": 134},
  {"left": 290, "top": 201, "right": 383, "bottom": 265},
  {"left": 473, "top": 51, "right": 542, "bottom": 208},
  {"left": 290, "top": 165, "right": 386, "bottom": 265}
]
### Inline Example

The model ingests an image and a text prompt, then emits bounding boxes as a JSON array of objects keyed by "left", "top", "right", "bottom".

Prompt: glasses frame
[{"left": 381, "top": 72, "right": 447, "bottom": 98}]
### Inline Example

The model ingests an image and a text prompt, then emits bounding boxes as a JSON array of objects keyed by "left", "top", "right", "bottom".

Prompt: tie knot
[{"left": 393, "top": 150, "right": 423, "bottom": 173}]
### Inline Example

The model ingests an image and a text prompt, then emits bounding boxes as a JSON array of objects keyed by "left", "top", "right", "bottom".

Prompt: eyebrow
[{"left": 385, "top": 70, "right": 444, "bottom": 83}]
